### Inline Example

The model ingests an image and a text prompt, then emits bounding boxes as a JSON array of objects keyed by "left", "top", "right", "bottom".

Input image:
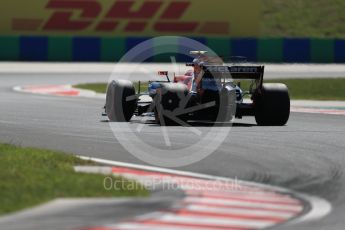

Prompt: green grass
[
  {"left": 266, "top": 78, "right": 345, "bottom": 100},
  {"left": 262, "top": 0, "right": 345, "bottom": 38},
  {"left": 75, "top": 78, "right": 345, "bottom": 101},
  {"left": 76, "top": 83, "right": 107, "bottom": 94},
  {"left": 0, "top": 144, "right": 148, "bottom": 215},
  {"left": 238, "top": 78, "right": 345, "bottom": 100},
  {"left": 75, "top": 82, "right": 148, "bottom": 94}
]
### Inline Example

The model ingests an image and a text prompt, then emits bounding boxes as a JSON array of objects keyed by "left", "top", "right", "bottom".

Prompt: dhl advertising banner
[
  {"left": 1, "top": 0, "right": 345, "bottom": 63},
  {"left": 1, "top": 0, "right": 261, "bottom": 37}
]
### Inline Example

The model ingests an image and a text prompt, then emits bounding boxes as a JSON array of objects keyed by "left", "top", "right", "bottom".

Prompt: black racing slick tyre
[
  {"left": 254, "top": 83, "right": 290, "bottom": 126},
  {"left": 154, "top": 83, "right": 189, "bottom": 126},
  {"left": 106, "top": 80, "right": 137, "bottom": 122}
]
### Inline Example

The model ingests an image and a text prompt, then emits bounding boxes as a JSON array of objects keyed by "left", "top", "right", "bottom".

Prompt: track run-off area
[{"left": 1, "top": 63, "right": 345, "bottom": 230}]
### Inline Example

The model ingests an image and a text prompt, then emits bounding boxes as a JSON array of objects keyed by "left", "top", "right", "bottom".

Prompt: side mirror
[{"left": 158, "top": 71, "right": 170, "bottom": 82}]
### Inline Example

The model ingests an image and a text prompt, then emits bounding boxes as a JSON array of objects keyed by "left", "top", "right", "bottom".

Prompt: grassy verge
[
  {"left": 0, "top": 144, "right": 148, "bottom": 215},
  {"left": 74, "top": 78, "right": 345, "bottom": 101},
  {"left": 265, "top": 78, "right": 345, "bottom": 100},
  {"left": 75, "top": 83, "right": 108, "bottom": 94},
  {"left": 75, "top": 82, "right": 147, "bottom": 94},
  {"left": 262, "top": 0, "right": 345, "bottom": 38}
]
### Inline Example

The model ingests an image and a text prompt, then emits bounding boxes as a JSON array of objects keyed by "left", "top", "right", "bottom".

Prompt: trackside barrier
[{"left": 0, "top": 36, "right": 344, "bottom": 63}]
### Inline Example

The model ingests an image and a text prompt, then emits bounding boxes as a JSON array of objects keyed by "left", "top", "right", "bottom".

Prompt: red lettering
[
  {"left": 43, "top": 0, "right": 101, "bottom": 31},
  {"left": 160, "top": 1, "right": 190, "bottom": 19},
  {"left": 106, "top": 0, "right": 162, "bottom": 19},
  {"left": 155, "top": 1, "right": 198, "bottom": 33},
  {"left": 24, "top": 0, "right": 229, "bottom": 35}
]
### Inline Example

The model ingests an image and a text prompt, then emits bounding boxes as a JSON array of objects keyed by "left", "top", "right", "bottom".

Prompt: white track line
[
  {"left": 184, "top": 197, "right": 303, "bottom": 212},
  {"left": 186, "top": 190, "right": 300, "bottom": 203},
  {"left": 148, "top": 213, "right": 274, "bottom": 228},
  {"left": 184, "top": 204, "right": 295, "bottom": 218},
  {"left": 110, "top": 223, "right": 221, "bottom": 230}
]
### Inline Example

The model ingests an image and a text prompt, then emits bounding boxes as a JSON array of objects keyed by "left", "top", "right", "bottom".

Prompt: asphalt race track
[{"left": 0, "top": 64, "right": 345, "bottom": 230}]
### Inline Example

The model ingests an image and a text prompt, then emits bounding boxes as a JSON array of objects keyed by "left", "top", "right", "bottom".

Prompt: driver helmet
[{"left": 192, "top": 55, "right": 208, "bottom": 66}]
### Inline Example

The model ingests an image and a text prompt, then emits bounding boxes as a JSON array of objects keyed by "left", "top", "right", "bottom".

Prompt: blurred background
[
  {"left": 1, "top": 0, "right": 345, "bottom": 63},
  {"left": 2, "top": 2, "right": 345, "bottom": 230}
]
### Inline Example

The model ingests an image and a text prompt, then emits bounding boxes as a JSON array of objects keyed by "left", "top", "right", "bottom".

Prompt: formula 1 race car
[{"left": 105, "top": 51, "right": 290, "bottom": 126}]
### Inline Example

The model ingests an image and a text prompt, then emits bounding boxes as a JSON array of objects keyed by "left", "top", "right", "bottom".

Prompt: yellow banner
[{"left": 1, "top": 0, "right": 260, "bottom": 37}]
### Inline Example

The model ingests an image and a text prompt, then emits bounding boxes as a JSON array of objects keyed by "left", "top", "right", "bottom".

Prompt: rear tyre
[
  {"left": 254, "top": 83, "right": 290, "bottom": 126},
  {"left": 106, "top": 80, "right": 137, "bottom": 122},
  {"left": 154, "top": 83, "right": 189, "bottom": 126}
]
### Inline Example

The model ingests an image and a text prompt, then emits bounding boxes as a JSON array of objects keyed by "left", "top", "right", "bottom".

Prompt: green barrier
[
  {"left": 0, "top": 36, "right": 344, "bottom": 63},
  {"left": 101, "top": 38, "right": 126, "bottom": 62},
  {"left": 258, "top": 38, "right": 283, "bottom": 62},
  {"left": 310, "top": 39, "right": 334, "bottom": 63},
  {"left": 207, "top": 38, "right": 232, "bottom": 59},
  {"left": 0, "top": 36, "right": 19, "bottom": 60},
  {"left": 48, "top": 37, "right": 72, "bottom": 61}
]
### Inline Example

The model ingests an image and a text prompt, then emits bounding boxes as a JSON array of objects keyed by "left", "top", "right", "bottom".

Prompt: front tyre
[
  {"left": 254, "top": 83, "right": 290, "bottom": 126},
  {"left": 106, "top": 80, "right": 137, "bottom": 122}
]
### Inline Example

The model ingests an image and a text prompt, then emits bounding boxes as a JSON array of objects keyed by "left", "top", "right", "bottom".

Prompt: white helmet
[{"left": 192, "top": 57, "right": 208, "bottom": 66}]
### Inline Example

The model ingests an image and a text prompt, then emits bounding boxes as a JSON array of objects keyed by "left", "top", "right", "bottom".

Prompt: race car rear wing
[
  {"left": 201, "top": 65, "right": 265, "bottom": 90},
  {"left": 202, "top": 65, "right": 265, "bottom": 80}
]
